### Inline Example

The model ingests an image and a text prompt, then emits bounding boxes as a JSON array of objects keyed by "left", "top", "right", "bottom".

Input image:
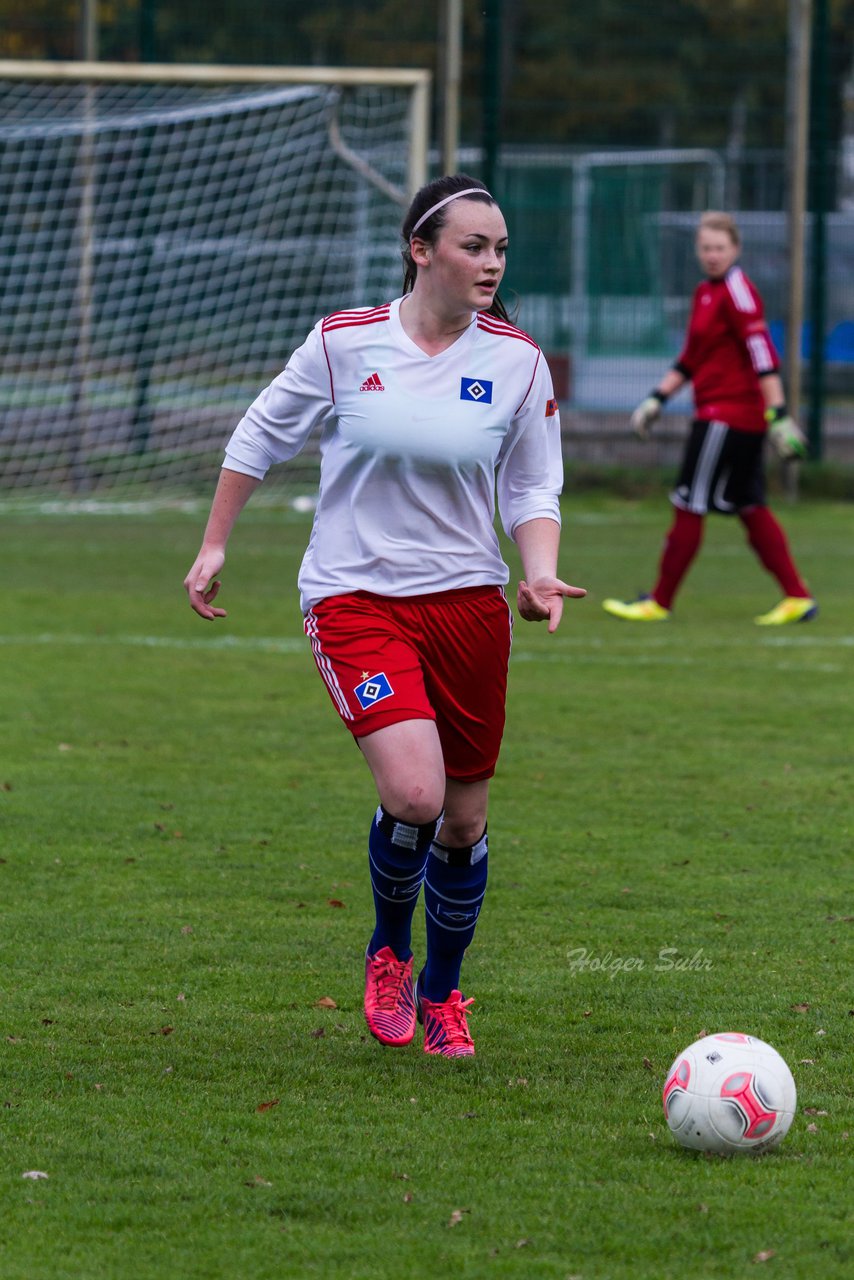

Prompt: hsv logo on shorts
[
  {"left": 354, "top": 671, "right": 394, "bottom": 709},
  {"left": 460, "top": 377, "right": 493, "bottom": 403}
]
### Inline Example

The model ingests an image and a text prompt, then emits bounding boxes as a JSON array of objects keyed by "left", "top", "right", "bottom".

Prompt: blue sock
[
  {"left": 368, "top": 806, "right": 442, "bottom": 961},
  {"left": 422, "top": 829, "right": 488, "bottom": 1001}
]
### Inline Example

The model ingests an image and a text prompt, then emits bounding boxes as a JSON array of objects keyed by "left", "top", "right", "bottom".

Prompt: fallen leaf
[
  {"left": 245, "top": 1175, "right": 272, "bottom": 1187},
  {"left": 327, "top": 899, "right": 346, "bottom": 909},
  {"left": 515, "top": 1238, "right": 532, "bottom": 1248},
  {"left": 807, "top": 1123, "right": 818, "bottom": 1133},
  {"left": 791, "top": 1003, "right": 810, "bottom": 1013},
  {"left": 314, "top": 996, "right": 337, "bottom": 1009},
  {"left": 311, "top": 1027, "right": 325, "bottom": 1039},
  {"left": 643, "top": 1057, "right": 654, "bottom": 1071},
  {"left": 753, "top": 1250, "right": 776, "bottom": 1263},
  {"left": 447, "top": 1208, "right": 469, "bottom": 1228},
  {"left": 403, "top": 1192, "right": 413, "bottom": 1203},
  {"left": 150, "top": 1026, "right": 174, "bottom": 1036},
  {"left": 256, "top": 1099, "right": 280, "bottom": 1113},
  {"left": 181, "top": 925, "right": 193, "bottom": 935},
  {"left": 803, "top": 1108, "right": 828, "bottom": 1116},
  {"left": 21, "top": 1171, "right": 49, "bottom": 1180}
]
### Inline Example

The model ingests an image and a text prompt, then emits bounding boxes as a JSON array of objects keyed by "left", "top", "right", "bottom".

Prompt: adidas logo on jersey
[{"left": 359, "top": 372, "right": 385, "bottom": 391}]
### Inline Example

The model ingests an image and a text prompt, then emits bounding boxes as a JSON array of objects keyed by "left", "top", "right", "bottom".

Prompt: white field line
[
  {"left": 510, "top": 650, "right": 845, "bottom": 673},
  {"left": 0, "top": 633, "right": 306, "bottom": 653},
  {"left": 0, "top": 632, "right": 850, "bottom": 674}
]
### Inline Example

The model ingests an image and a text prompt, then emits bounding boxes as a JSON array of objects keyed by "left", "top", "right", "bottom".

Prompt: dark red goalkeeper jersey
[{"left": 676, "top": 265, "right": 780, "bottom": 433}]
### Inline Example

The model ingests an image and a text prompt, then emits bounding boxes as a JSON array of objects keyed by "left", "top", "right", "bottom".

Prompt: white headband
[{"left": 409, "top": 187, "right": 494, "bottom": 238}]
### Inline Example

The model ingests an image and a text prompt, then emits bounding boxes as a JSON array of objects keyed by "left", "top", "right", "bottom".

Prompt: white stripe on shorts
[
  {"left": 304, "top": 609, "right": 353, "bottom": 721},
  {"left": 690, "top": 420, "right": 728, "bottom": 514}
]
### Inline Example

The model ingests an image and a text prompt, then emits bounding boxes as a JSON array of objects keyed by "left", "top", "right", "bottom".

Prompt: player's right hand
[
  {"left": 184, "top": 547, "right": 228, "bottom": 620},
  {"left": 630, "top": 395, "right": 663, "bottom": 440}
]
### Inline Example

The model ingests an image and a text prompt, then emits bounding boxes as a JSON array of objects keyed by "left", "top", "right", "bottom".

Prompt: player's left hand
[
  {"left": 768, "top": 413, "right": 808, "bottom": 460},
  {"left": 517, "top": 577, "right": 587, "bottom": 634}
]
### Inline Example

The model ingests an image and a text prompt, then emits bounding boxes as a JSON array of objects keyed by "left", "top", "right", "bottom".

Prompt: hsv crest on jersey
[
  {"left": 354, "top": 671, "right": 394, "bottom": 709},
  {"left": 359, "top": 372, "right": 385, "bottom": 392},
  {"left": 460, "top": 377, "right": 493, "bottom": 403}
]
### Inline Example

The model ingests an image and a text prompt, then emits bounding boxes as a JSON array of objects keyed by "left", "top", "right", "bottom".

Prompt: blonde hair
[{"left": 698, "top": 211, "right": 740, "bottom": 247}]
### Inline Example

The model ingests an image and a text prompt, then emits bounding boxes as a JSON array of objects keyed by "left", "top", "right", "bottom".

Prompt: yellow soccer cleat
[
  {"left": 602, "top": 595, "right": 670, "bottom": 622},
  {"left": 754, "top": 596, "right": 818, "bottom": 626}
]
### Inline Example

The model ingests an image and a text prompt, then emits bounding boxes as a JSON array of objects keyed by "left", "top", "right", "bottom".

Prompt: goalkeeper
[{"left": 603, "top": 211, "right": 816, "bottom": 626}]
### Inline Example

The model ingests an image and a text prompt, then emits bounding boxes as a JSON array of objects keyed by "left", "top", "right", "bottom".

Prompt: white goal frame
[
  {"left": 0, "top": 60, "right": 430, "bottom": 200},
  {"left": 0, "top": 60, "right": 431, "bottom": 495}
]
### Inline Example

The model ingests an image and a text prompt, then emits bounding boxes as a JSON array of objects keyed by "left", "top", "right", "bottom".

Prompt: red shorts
[{"left": 304, "top": 586, "right": 513, "bottom": 782}]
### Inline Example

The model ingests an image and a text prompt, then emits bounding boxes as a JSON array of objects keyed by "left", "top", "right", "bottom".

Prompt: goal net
[{"left": 0, "top": 62, "right": 429, "bottom": 497}]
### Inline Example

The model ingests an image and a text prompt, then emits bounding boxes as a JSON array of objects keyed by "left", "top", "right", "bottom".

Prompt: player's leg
[
  {"left": 415, "top": 778, "right": 489, "bottom": 1059},
  {"left": 305, "top": 595, "right": 444, "bottom": 1046},
  {"left": 407, "top": 587, "right": 511, "bottom": 1056},
  {"left": 422, "top": 778, "right": 489, "bottom": 998},
  {"left": 358, "top": 718, "right": 446, "bottom": 960},
  {"left": 603, "top": 420, "right": 714, "bottom": 621},
  {"left": 740, "top": 506, "right": 817, "bottom": 624},
  {"left": 602, "top": 506, "right": 702, "bottom": 619},
  {"left": 650, "top": 506, "right": 704, "bottom": 609},
  {"left": 723, "top": 433, "right": 817, "bottom": 624},
  {"left": 356, "top": 720, "right": 447, "bottom": 1047}
]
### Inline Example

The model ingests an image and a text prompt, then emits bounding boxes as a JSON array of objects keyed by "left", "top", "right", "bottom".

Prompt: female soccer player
[
  {"left": 603, "top": 211, "right": 816, "bottom": 626},
  {"left": 184, "top": 174, "right": 585, "bottom": 1057}
]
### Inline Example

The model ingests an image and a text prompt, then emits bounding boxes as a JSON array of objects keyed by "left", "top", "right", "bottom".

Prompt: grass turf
[{"left": 1, "top": 494, "right": 852, "bottom": 1279}]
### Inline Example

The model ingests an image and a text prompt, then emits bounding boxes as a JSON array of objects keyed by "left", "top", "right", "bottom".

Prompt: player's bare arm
[
  {"left": 515, "top": 516, "right": 586, "bottom": 633},
  {"left": 184, "top": 468, "right": 262, "bottom": 619}
]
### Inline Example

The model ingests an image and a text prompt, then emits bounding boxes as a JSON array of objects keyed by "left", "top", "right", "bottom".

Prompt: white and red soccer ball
[{"left": 663, "top": 1033, "right": 797, "bottom": 1155}]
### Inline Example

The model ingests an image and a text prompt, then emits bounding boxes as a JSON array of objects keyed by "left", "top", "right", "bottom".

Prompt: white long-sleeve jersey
[{"left": 224, "top": 296, "right": 563, "bottom": 612}]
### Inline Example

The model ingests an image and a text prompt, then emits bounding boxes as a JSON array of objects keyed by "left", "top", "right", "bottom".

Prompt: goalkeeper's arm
[
  {"left": 759, "top": 372, "right": 808, "bottom": 460},
  {"left": 630, "top": 366, "right": 687, "bottom": 439}
]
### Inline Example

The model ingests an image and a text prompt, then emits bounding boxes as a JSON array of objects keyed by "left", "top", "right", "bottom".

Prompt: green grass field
[{"left": 2, "top": 493, "right": 852, "bottom": 1280}]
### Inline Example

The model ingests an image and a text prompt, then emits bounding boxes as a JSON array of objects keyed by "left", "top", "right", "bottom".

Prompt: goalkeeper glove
[
  {"left": 630, "top": 390, "right": 666, "bottom": 440},
  {"left": 765, "top": 407, "right": 808, "bottom": 460}
]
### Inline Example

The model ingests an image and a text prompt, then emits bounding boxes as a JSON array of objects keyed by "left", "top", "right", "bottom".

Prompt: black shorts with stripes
[{"left": 671, "top": 418, "right": 766, "bottom": 515}]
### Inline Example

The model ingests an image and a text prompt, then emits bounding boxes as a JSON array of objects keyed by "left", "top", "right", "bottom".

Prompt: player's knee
[
  {"left": 439, "top": 815, "right": 488, "bottom": 850},
  {"left": 382, "top": 783, "right": 445, "bottom": 828}
]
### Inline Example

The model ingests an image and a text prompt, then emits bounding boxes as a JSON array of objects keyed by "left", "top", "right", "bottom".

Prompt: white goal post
[{"left": 0, "top": 60, "right": 430, "bottom": 496}]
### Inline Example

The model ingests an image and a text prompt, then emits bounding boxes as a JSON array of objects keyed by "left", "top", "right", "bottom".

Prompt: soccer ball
[{"left": 662, "top": 1033, "right": 797, "bottom": 1155}]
